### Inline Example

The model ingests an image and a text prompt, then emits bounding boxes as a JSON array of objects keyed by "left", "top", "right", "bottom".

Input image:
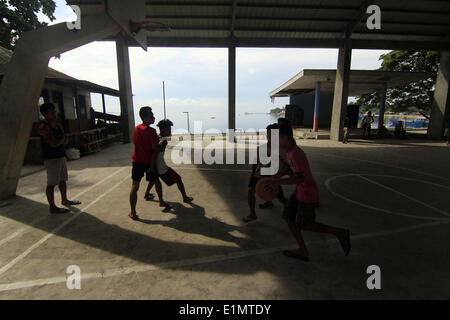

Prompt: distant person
[
  {"left": 445, "top": 114, "right": 450, "bottom": 146},
  {"left": 129, "top": 106, "right": 159, "bottom": 220},
  {"left": 38, "top": 103, "right": 81, "bottom": 214},
  {"left": 362, "top": 111, "right": 374, "bottom": 138},
  {"left": 394, "top": 121, "right": 406, "bottom": 138},
  {"left": 342, "top": 115, "right": 351, "bottom": 144},
  {"left": 272, "top": 124, "right": 350, "bottom": 261},
  {"left": 243, "top": 123, "right": 290, "bottom": 223},
  {"left": 144, "top": 119, "right": 193, "bottom": 211}
]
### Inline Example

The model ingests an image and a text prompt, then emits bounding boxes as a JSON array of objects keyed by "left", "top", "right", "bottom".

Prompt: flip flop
[
  {"left": 162, "top": 205, "right": 172, "bottom": 213},
  {"left": 50, "top": 207, "right": 70, "bottom": 214},
  {"left": 340, "top": 230, "right": 351, "bottom": 256},
  {"left": 283, "top": 250, "right": 309, "bottom": 262},
  {"left": 144, "top": 194, "right": 155, "bottom": 201},
  {"left": 242, "top": 215, "right": 257, "bottom": 223},
  {"left": 128, "top": 212, "right": 139, "bottom": 221},
  {"left": 62, "top": 200, "right": 81, "bottom": 206},
  {"left": 259, "top": 202, "right": 274, "bottom": 209},
  {"left": 183, "top": 197, "right": 194, "bottom": 203}
]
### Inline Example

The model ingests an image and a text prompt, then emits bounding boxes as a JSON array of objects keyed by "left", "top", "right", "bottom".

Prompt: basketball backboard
[{"left": 106, "top": 0, "right": 148, "bottom": 50}]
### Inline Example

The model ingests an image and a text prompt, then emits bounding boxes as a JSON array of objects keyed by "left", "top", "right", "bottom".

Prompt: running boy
[
  {"left": 129, "top": 106, "right": 159, "bottom": 220},
  {"left": 144, "top": 119, "right": 193, "bottom": 209},
  {"left": 243, "top": 123, "right": 290, "bottom": 223},
  {"left": 272, "top": 124, "right": 351, "bottom": 261}
]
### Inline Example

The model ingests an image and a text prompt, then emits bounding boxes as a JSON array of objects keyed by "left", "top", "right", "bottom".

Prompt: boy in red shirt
[
  {"left": 129, "top": 106, "right": 160, "bottom": 220},
  {"left": 271, "top": 124, "right": 351, "bottom": 261}
]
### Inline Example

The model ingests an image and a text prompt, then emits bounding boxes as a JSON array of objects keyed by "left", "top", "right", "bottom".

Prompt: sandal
[
  {"left": 283, "top": 250, "right": 309, "bottom": 262},
  {"left": 62, "top": 200, "right": 81, "bottom": 206},
  {"left": 128, "top": 212, "right": 139, "bottom": 221},
  {"left": 242, "top": 215, "right": 257, "bottom": 223},
  {"left": 183, "top": 197, "right": 194, "bottom": 203}
]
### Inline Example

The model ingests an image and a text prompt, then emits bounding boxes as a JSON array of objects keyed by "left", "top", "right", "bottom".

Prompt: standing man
[
  {"left": 362, "top": 111, "right": 374, "bottom": 138},
  {"left": 129, "top": 106, "right": 159, "bottom": 220},
  {"left": 445, "top": 113, "right": 450, "bottom": 146},
  {"left": 342, "top": 114, "right": 351, "bottom": 144},
  {"left": 38, "top": 103, "right": 81, "bottom": 214}
]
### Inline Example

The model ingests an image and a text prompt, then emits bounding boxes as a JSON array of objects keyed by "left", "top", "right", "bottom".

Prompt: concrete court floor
[{"left": 0, "top": 137, "right": 449, "bottom": 299}]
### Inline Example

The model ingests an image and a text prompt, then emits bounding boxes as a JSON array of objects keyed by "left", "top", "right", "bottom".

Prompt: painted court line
[
  {"left": 0, "top": 166, "right": 129, "bottom": 249},
  {"left": 0, "top": 175, "right": 130, "bottom": 277},
  {"left": 0, "top": 219, "right": 447, "bottom": 292},
  {"left": 324, "top": 175, "right": 447, "bottom": 221},
  {"left": 323, "top": 153, "right": 450, "bottom": 183},
  {"left": 358, "top": 175, "right": 450, "bottom": 218}
]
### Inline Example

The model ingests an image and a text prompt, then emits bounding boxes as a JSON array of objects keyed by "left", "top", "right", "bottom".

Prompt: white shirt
[{"left": 156, "top": 136, "right": 169, "bottom": 175}]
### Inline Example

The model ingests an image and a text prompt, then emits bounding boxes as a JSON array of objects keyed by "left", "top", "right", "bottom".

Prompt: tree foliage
[
  {"left": 0, "top": 0, "right": 56, "bottom": 49},
  {"left": 356, "top": 50, "right": 440, "bottom": 114}
]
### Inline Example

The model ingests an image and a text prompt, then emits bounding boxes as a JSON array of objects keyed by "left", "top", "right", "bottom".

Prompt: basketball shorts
[{"left": 283, "top": 194, "right": 318, "bottom": 230}]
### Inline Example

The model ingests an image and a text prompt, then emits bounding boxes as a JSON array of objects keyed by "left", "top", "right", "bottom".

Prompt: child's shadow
[{"left": 139, "top": 202, "right": 254, "bottom": 249}]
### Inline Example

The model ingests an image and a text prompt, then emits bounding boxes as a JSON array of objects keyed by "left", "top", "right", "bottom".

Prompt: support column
[
  {"left": 228, "top": 45, "right": 236, "bottom": 143},
  {"left": 378, "top": 82, "right": 387, "bottom": 129},
  {"left": 330, "top": 40, "right": 352, "bottom": 141},
  {"left": 313, "top": 81, "right": 321, "bottom": 132},
  {"left": 102, "top": 93, "right": 107, "bottom": 124},
  {"left": 0, "top": 14, "right": 119, "bottom": 199},
  {"left": 428, "top": 51, "right": 450, "bottom": 139},
  {"left": 116, "top": 35, "right": 135, "bottom": 144}
]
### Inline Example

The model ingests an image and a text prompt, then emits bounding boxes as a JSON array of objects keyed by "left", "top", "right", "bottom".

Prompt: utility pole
[{"left": 162, "top": 81, "right": 167, "bottom": 119}]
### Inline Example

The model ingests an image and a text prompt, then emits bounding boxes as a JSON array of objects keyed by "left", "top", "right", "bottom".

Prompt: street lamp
[{"left": 183, "top": 111, "right": 190, "bottom": 133}]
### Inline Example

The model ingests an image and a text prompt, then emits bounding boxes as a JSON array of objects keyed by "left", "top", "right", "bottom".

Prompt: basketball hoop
[{"left": 130, "top": 20, "right": 171, "bottom": 36}]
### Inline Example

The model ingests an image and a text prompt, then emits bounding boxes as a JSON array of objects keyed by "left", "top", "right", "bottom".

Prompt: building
[
  {"left": 270, "top": 69, "right": 431, "bottom": 130},
  {"left": 0, "top": 46, "right": 122, "bottom": 164}
]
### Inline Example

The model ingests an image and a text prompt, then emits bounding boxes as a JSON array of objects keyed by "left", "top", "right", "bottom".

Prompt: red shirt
[
  {"left": 286, "top": 145, "right": 320, "bottom": 204},
  {"left": 132, "top": 124, "right": 158, "bottom": 164}
]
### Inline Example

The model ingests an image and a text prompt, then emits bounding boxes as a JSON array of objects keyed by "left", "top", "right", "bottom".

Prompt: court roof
[
  {"left": 269, "top": 69, "right": 432, "bottom": 97},
  {"left": 67, "top": 0, "right": 450, "bottom": 49}
]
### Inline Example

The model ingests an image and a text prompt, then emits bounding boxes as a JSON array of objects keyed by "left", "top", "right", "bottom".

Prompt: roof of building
[
  {"left": 68, "top": 0, "right": 450, "bottom": 50},
  {"left": 269, "top": 69, "right": 432, "bottom": 97},
  {"left": 0, "top": 46, "right": 120, "bottom": 96}
]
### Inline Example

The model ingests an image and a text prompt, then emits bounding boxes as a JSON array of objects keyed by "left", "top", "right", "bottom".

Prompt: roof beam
[
  {"left": 345, "top": 0, "right": 376, "bottom": 38},
  {"left": 139, "top": 36, "right": 450, "bottom": 50},
  {"left": 230, "top": 0, "right": 237, "bottom": 36}
]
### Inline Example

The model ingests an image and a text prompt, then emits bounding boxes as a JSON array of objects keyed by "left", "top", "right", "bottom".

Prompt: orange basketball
[{"left": 255, "top": 178, "right": 278, "bottom": 201}]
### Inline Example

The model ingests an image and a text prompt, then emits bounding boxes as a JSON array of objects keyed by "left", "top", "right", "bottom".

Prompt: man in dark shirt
[{"left": 38, "top": 103, "right": 81, "bottom": 214}]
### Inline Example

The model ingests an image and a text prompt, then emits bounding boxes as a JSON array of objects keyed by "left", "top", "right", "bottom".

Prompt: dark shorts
[
  {"left": 132, "top": 162, "right": 158, "bottom": 182},
  {"left": 282, "top": 194, "right": 318, "bottom": 230},
  {"left": 248, "top": 176, "right": 284, "bottom": 199},
  {"left": 158, "top": 167, "right": 182, "bottom": 186}
]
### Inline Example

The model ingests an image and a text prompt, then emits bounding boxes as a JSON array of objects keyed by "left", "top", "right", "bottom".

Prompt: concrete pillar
[
  {"left": 313, "top": 81, "right": 321, "bottom": 132},
  {"left": 428, "top": 51, "right": 450, "bottom": 139},
  {"left": 116, "top": 36, "right": 135, "bottom": 144},
  {"left": 378, "top": 82, "right": 387, "bottom": 129},
  {"left": 0, "top": 14, "right": 119, "bottom": 199},
  {"left": 102, "top": 93, "right": 107, "bottom": 123},
  {"left": 228, "top": 46, "right": 236, "bottom": 143},
  {"left": 330, "top": 40, "right": 352, "bottom": 141}
]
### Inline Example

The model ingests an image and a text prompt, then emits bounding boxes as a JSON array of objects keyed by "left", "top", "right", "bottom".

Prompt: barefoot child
[
  {"left": 243, "top": 123, "right": 290, "bottom": 223},
  {"left": 128, "top": 106, "right": 159, "bottom": 220},
  {"left": 272, "top": 124, "right": 351, "bottom": 261},
  {"left": 144, "top": 119, "right": 193, "bottom": 210}
]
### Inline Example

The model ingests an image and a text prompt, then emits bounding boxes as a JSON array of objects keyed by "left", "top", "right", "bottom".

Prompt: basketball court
[{"left": 0, "top": 138, "right": 449, "bottom": 299}]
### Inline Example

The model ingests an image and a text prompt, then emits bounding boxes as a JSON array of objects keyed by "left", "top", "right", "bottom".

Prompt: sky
[{"left": 38, "top": 0, "right": 390, "bottom": 131}]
